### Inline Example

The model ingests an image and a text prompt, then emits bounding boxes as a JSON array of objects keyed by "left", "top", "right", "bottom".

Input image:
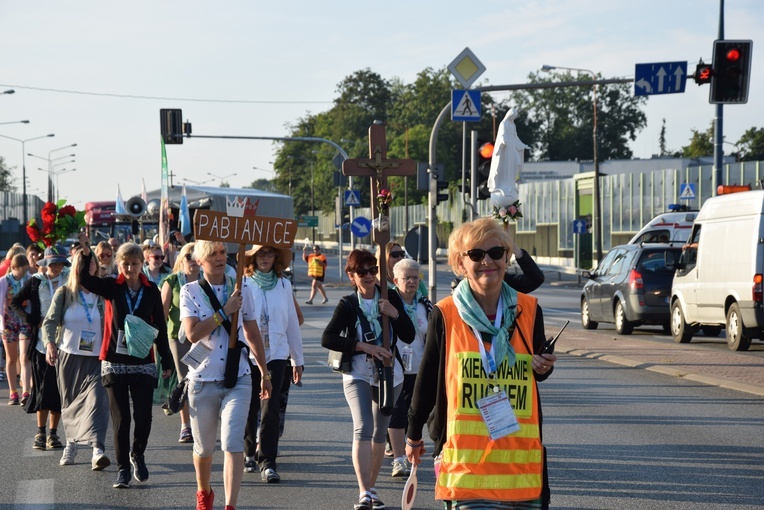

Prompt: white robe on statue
[{"left": 487, "top": 108, "right": 530, "bottom": 208}]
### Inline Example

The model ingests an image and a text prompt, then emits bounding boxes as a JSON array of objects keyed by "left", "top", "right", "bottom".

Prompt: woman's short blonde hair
[
  {"left": 5, "top": 243, "right": 25, "bottom": 262},
  {"left": 447, "top": 218, "right": 514, "bottom": 276},
  {"left": 173, "top": 242, "right": 196, "bottom": 273},
  {"left": 116, "top": 242, "right": 143, "bottom": 265},
  {"left": 193, "top": 240, "right": 225, "bottom": 263}
]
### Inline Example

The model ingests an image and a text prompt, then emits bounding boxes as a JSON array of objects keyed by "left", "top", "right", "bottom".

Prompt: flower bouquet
[
  {"left": 26, "top": 199, "right": 87, "bottom": 249},
  {"left": 374, "top": 188, "right": 393, "bottom": 232},
  {"left": 492, "top": 200, "right": 523, "bottom": 224}
]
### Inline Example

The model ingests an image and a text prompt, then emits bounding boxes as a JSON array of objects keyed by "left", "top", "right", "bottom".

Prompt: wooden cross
[{"left": 342, "top": 122, "right": 416, "bottom": 363}]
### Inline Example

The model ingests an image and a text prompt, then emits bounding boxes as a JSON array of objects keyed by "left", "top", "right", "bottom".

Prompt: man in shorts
[{"left": 302, "top": 245, "right": 328, "bottom": 305}]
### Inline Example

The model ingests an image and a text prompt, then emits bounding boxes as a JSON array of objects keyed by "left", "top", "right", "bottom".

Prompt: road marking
[
  {"left": 304, "top": 320, "right": 329, "bottom": 329},
  {"left": 16, "top": 479, "right": 55, "bottom": 509}
]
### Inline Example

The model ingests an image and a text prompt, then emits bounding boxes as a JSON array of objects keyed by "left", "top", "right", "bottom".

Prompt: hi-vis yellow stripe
[
  {"left": 442, "top": 447, "right": 542, "bottom": 465},
  {"left": 439, "top": 472, "right": 542, "bottom": 490},
  {"left": 448, "top": 420, "right": 539, "bottom": 438}
]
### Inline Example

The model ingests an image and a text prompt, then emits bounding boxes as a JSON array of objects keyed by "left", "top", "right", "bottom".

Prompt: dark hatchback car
[{"left": 580, "top": 243, "right": 682, "bottom": 335}]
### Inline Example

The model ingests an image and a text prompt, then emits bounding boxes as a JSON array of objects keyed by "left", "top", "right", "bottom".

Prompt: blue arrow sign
[
  {"left": 573, "top": 219, "right": 587, "bottom": 234},
  {"left": 344, "top": 189, "right": 360, "bottom": 207},
  {"left": 634, "top": 61, "right": 687, "bottom": 96},
  {"left": 350, "top": 216, "right": 372, "bottom": 238},
  {"left": 451, "top": 90, "right": 481, "bottom": 122}
]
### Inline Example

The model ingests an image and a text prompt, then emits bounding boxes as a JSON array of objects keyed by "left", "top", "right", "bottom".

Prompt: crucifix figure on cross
[{"left": 342, "top": 121, "right": 416, "bottom": 410}]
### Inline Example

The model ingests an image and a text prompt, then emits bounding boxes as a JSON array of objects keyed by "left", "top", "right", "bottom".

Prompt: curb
[{"left": 560, "top": 347, "right": 764, "bottom": 397}]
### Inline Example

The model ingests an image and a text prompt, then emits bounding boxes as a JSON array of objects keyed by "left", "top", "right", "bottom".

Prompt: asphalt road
[{"left": 1, "top": 255, "right": 762, "bottom": 509}]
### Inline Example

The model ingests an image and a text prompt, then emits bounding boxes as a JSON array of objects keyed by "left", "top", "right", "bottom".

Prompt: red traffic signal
[
  {"left": 710, "top": 39, "right": 753, "bottom": 104},
  {"left": 693, "top": 62, "right": 713, "bottom": 85}
]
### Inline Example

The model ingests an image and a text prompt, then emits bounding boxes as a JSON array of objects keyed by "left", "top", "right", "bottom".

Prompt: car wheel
[
  {"left": 614, "top": 301, "right": 633, "bottom": 335},
  {"left": 726, "top": 303, "right": 752, "bottom": 351},
  {"left": 581, "top": 299, "right": 598, "bottom": 330},
  {"left": 671, "top": 301, "right": 693, "bottom": 343},
  {"left": 702, "top": 326, "right": 722, "bottom": 338}
]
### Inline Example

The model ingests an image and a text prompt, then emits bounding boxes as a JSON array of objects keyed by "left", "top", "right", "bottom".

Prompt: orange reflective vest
[
  {"left": 307, "top": 254, "right": 326, "bottom": 278},
  {"left": 436, "top": 293, "right": 543, "bottom": 502}
]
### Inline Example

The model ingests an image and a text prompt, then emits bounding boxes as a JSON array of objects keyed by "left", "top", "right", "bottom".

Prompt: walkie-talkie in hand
[{"left": 540, "top": 320, "right": 569, "bottom": 355}]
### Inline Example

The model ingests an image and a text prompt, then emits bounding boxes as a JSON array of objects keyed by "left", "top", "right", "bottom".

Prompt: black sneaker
[
  {"left": 130, "top": 454, "right": 149, "bottom": 482},
  {"left": 261, "top": 467, "right": 280, "bottom": 483},
  {"left": 113, "top": 469, "right": 130, "bottom": 488}
]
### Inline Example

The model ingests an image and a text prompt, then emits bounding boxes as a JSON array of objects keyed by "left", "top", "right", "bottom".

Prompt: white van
[
  {"left": 670, "top": 189, "right": 764, "bottom": 350},
  {"left": 629, "top": 206, "right": 697, "bottom": 244}
]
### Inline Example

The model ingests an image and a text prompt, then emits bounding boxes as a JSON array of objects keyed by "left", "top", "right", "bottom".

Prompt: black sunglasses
[
  {"left": 463, "top": 246, "right": 506, "bottom": 262},
  {"left": 355, "top": 266, "right": 379, "bottom": 277},
  {"left": 389, "top": 250, "right": 406, "bottom": 259},
  {"left": 184, "top": 253, "right": 193, "bottom": 261}
]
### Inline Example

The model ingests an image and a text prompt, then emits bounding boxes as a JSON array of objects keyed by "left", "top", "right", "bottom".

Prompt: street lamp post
[
  {"left": 0, "top": 120, "right": 29, "bottom": 126},
  {"left": 28, "top": 149, "right": 76, "bottom": 202},
  {"left": 0, "top": 132, "right": 55, "bottom": 231},
  {"left": 207, "top": 172, "right": 236, "bottom": 186},
  {"left": 44, "top": 167, "right": 77, "bottom": 202},
  {"left": 542, "top": 64, "right": 602, "bottom": 263}
]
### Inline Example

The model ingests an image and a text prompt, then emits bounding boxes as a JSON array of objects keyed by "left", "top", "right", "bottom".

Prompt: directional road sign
[
  {"left": 679, "top": 183, "right": 696, "bottom": 200},
  {"left": 451, "top": 90, "right": 481, "bottom": 122},
  {"left": 634, "top": 61, "right": 687, "bottom": 96},
  {"left": 296, "top": 215, "right": 318, "bottom": 228},
  {"left": 344, "top": 189, "right": 361, "bottom": 207},
  {"left": 350, "top": 216, "right": 372, "bottom": 238},
  {"left": 573, "top": 219, "right": 588, "bottom": 234}
]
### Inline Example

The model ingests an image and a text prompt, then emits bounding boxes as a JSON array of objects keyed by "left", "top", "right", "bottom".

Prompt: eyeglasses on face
[
  {"left": 98, "top": 252, "right": 112, "bottom": 259},
  {"left": 256, "top": 250, "right": 276, "bottom": 258},
  {"left": 462, "top": 246, "right": 506, "bottom": 262},
  {"left": 184, "top": 253, "right": 194, "bottom": 261},
  {"left": 401, "top": 275, "right": 420, "bottom": 282},
  {"left": 389, "top": 250, "right": 406, "bottom": 259},
  {"left": 354, "top": 266, "right": 379, "bottom": 277},
  {"left": 150, "top": 255, "right": 165, "bottom": 261}
]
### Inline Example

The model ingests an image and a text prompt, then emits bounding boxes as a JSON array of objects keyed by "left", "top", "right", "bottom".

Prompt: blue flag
[{"left": 179, "top": 183, "right": 191, "bottom": 237}]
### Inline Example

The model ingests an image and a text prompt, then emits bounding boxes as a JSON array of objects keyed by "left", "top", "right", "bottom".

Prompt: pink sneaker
[{"left": 8, "top": 392, "right": 19, "bottom": 405}]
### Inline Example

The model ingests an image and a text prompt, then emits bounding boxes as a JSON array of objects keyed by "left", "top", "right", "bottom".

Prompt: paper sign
[{"left": 194, "top": 209, "right": 297, "bottom": 248}]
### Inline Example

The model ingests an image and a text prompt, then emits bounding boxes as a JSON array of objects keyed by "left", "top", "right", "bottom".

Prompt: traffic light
[
  {"left": 160, "top": 108, "right": 184, "bottom": 144},
  {"left": 710, "top": 40, "right": 753, "bottom": 104},
  {"left": 476, "top": 142, "right": 494, "bottom": 200},
  {"left": 693, "top": 60, "right": 713, "bottom": 85},
  {"left": 436, "top": 180, "right": 449, "bottom": 205}
]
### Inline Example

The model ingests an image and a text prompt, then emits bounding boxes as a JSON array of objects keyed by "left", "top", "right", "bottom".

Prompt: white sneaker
[
  {"left": 92, "top": 448, "right": 111, "bottom": 471},
  {"left": 391, "top": 457, "right": 410, "bottom": 478},
  {"left": 60, "top": 442, "right": 77, "bottom": 466}
]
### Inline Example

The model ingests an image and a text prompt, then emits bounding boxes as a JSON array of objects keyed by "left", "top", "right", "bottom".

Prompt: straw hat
[{"left": 242, "top": 244, "right": 292, "bottom": 272}]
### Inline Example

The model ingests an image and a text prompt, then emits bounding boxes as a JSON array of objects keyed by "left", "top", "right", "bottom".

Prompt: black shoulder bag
[{"left": 199, "top": 278, "right": 241, "bottom": 389}]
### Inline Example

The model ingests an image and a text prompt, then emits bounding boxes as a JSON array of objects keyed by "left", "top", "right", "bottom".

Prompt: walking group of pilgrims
[{"left": 0, "top": 216, "right": 560, "bottom": 510}]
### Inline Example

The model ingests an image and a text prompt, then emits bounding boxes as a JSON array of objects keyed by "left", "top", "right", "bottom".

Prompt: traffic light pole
[{"left": 714, "top": 0, "right": 725, "bottom": 193}]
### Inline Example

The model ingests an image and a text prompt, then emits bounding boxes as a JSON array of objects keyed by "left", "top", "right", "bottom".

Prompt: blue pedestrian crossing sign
[
  {"left": 344, "top": 189, "right": 361, "bottom": 207},
  {"left": 634, "top": 61, "right": 687, "bottom": 96},
  {"left": 572, "top": 219, "right": 588, "bottom": 234},
  {"left": 679, "top": 183, "right": 696, "bottom": 200},
  {"left": 350, "top": 216, "right": 372, "bottom": 238},
  {"left": 451, "top": 90, "right": 481, "bottom": 122}
]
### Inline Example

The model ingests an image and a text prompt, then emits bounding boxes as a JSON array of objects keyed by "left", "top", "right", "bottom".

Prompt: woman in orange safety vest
[{"left": 406, "top": 217, "right": 558, "bottom": 509}]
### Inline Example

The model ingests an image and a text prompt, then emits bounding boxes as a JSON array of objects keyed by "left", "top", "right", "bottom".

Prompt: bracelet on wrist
[
  {"left": 212, "top": 312, "right": 222, "bottom": 326},
  {"left": 262, "top": 373, "right": 272, "bottom": 380},
  {"left": 406, "top": 438, "right": 424, "bottom": 447}
]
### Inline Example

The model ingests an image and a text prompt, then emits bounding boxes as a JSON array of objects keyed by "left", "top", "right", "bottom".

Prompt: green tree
[
  {"left": 0, "top": 155, "right": 16, "bottom": 192},
  {"left": 737, "top": 127, "right": 764, "bottom": 161},
  {"left": 246, "top": 178, "right": 276, "bottom": 193},
  {"left": 511, "top": 71, "right": 647, "bottom": 161},
  {"left": 681, "top": 122, "right": 714, "bottom": 158}
]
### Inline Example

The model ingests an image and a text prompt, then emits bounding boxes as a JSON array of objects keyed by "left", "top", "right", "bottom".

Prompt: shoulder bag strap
[{"left": 199, "top": 278, "right": 233, "bottom": 334}]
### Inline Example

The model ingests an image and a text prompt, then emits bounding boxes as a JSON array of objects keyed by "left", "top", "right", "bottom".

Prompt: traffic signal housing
[
  {"left": 476, "top": 142, "right": 493, "bottom": 200},
  {"left": 160, "top": 108, "right": 184, "bottom": 144},
  {"left": 710, "top": 40, "right": 753, "bottom": 104},
  {"left": 436, "top": 180, "right": 449, "bottom": 205},
  {"left": 693, "top": 61, "right": 713, "bottom": 85}
]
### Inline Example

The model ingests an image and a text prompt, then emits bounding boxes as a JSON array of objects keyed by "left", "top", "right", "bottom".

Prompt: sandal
[{"left": 353, "top": 492, "right": 372, "bottom": 510}]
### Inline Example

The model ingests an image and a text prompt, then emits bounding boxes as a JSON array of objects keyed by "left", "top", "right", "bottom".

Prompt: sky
[{"left": 0, "top": 0, "right": 762, "bottom": 209}]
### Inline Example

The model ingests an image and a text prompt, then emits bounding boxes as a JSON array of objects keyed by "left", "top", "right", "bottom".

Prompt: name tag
[
  {"left": 477, "top": 389, "right": 520, "bottom": 441},
  {"left": 79, "top": 329, "right": 96, "bottom": 353}
]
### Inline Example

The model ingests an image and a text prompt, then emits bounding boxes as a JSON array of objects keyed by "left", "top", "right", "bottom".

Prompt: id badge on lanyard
[{"left": 470, "top": 297, "right": 521, "bottom": 441}]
